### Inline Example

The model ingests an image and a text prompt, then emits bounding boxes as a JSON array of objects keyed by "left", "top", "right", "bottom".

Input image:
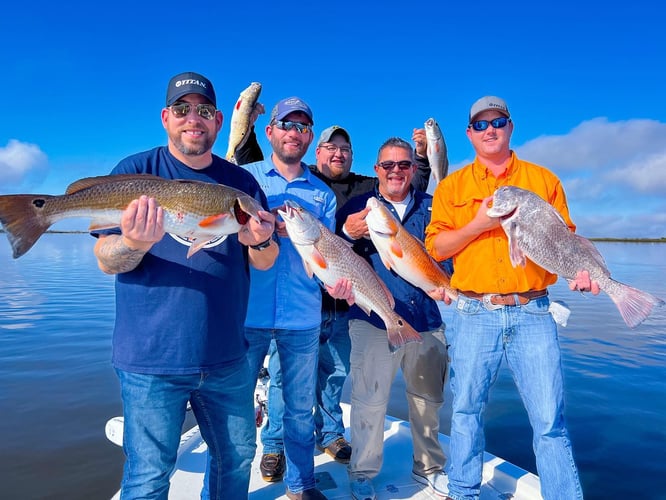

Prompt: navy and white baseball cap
[
  {"left": 166, "top": 71, "right": 216, "bottom": 107},
  {"left": 270, "top": 96, "right": 314, "bottom": 125},
  {"left": 469, "top": 96, "right": 510, "bottom": 123}
]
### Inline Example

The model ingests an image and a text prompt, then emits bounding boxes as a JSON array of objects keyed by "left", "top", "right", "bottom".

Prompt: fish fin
[
  {"left": 575, "top": 234, "right": 608, "bottom": 269},
  {"left": 0, "top": 194, "right": 55, "bottom": 258},
  {"left": 65, "top": 174, "right": 165, "bottom": 194},
  {"left": 311, "top": 248, "right": 328, "bottom": 269},
  {"left": 605, "top": 280, "right": 665, "bottom": 328},
  {"left": 389, "top": 237, "right": 403, "bottom": 259},
  {"left": 386, "top": 314, "right": 422, "bottom": 353},
  {"left": 379, "top": 253, "right": 393, "bottom": 271},
  {"left": 357, "top": 303, "right": 372, "bottom": 316},
  {"left": 302, "top": 260, "right": 314, "bottom": 278},
  {"left": 198, "top": 213, "right": 231, "bottom": 228},
  {"left": 88, "top": 219, "right": 120, "bottom": 231},
  {"left": 186, "top": 237, "right": 225, "bottom": 258},
  {"left": 506, "top": 222, "right": 527, "bottom": 267}
]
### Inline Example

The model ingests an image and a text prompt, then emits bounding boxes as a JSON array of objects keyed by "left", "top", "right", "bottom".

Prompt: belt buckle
[{"left": 482, "top": 294, "right": 503, "bottom": 311}]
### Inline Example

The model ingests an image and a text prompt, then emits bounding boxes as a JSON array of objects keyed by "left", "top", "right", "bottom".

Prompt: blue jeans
[
  {"left": 446, "top": 295, "right": 583, "bottom": 500},
  {"left": 246, "top": 326, "right": 320, "bottom": 493},
  {"left": 262, "top": 311, "right": 351, "bottom": 450},
  {"left": 315, "top": 309, "right": 351, "bottom": 447},
  {"left": 116, "top": 360, "right": 255, "bottom": 500}
]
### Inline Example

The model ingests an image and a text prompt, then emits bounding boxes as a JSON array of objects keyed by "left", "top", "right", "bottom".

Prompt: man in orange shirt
[{"left": 425, "top": 96, "right": 599, "bottom": 500}]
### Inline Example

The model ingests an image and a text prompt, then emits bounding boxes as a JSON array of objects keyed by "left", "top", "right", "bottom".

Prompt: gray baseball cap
[
  {"left": 469, "top": 96, "right": 510, "bottom": 123},
  {"left": 317, "top": 125, "right": 351, "bottom": 146}
]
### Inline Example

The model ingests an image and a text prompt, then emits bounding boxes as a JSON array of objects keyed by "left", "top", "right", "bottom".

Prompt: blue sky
[{"left": 1, "top": 1, "right": 664, "bottom": 238}]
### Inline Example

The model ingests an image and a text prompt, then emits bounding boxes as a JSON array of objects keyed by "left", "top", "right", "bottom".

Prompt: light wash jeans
[
  {"left": 116, "top": 360, "right": 255, "bottom": 500},
  {"left": 260, "top": 309, "right": 351, "bottom": 450},
  {"left": 446, "top": 294, "right": 583, "bottom": 500},
  {"left": 348, "top": 319, "right": 448, "bottom": 479},
  {"left": 246, "top": 326, "right": 320, "bottom": 494}
]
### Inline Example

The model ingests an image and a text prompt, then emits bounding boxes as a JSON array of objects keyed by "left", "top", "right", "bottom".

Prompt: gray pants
[{"left": 348, "top": 319, "right": 448, "bottom": 479}]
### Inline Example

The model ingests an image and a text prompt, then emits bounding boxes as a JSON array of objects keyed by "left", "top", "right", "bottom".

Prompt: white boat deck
[{"left": 123, "top": 402, "right": 541, "bottom": 499}]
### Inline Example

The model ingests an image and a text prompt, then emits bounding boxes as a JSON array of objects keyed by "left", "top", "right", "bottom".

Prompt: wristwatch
[{"left": 250, "top": 237, "right": 273, "bottom": 251}]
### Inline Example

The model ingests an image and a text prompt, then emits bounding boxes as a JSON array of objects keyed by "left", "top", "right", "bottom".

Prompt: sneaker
[
  {"left": 412, "top": 470, "right": 449, "bottom": 497},
  {"left": 317, "top": 436, "right": 352, "bottom": 464},
  {"left": 350, "top": 476, "right": 376, "bottom": 500},
  {"left": 259, "top": 452, "right": 285, "bottom": 482}
]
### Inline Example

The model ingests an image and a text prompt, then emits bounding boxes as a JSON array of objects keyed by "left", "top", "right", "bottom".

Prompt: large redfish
[
  {"left": 0, "top": 174, "right": 263, "bottom": 259},
  {"left": 277, "top": 200, "right": 421, "bottom": 352},
  {"left": 365, "top": 197, "right": 457, "bottom": 301},
  {"left": 487, "top": 185, "right": 664, "bottom": 328}
]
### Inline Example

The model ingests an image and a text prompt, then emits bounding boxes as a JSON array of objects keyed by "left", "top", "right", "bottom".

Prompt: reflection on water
[{"left": 0, "top": 235, "right": 664, "bottom": 499}]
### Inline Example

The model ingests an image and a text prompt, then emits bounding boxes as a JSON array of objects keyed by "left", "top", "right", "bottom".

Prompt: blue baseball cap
[
  {"left": 166, "top": 71, "right": 216, "bottom": 107},
  {"left": 270, "top": 96, "right": 313, "bottom": 125}
]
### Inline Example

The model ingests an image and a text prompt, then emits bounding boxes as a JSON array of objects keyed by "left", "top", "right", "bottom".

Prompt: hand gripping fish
[
  {"left": 277, "top": 200, "right": 421, "bottom": 352},
  {"left": 225, "top": 82, "right": 263, "bottom": 165},
  {"left": 0, "top": 174, "right": 264, "bottom": 259},
  {"left": 424, "top": 118, "right": 448, "bottom": 187},
  {"left": 487, "top": 185, "right": 664, "bottom": 328},
  {"left": 365, "top": 197, "right": 457, "bottom": 301}
]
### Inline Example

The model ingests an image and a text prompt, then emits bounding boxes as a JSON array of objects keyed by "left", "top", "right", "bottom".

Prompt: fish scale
[
  {"left": 487, "top": 185, "right": 664, "bottom": 327},
  {"left": 0, "top": 174, "right": 263, "bottom": 259},
  {"left": 278, "top": 200, "right": 422, "bottom": 352}
]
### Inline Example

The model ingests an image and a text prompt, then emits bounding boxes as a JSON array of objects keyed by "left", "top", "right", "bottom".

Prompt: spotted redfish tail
[
  {"left": 386, "top": 313, "right": 422, "bottom": 353},
  {"left": 0, "top": 194, "right": 55, "bottom": 258}
]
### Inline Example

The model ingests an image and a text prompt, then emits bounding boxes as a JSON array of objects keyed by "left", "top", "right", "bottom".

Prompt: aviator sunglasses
[
  {"left": 273, "top": 120, "right": 312, "bottom": 134},
  {"left": 377, "top": 160, "right": 413, "bottom": 171},
  {"left": 169, "top": 102, "right": 217, "bottom": 120},
  {"left": 469, "top": 116, "right": 511, "bottom": 132}
]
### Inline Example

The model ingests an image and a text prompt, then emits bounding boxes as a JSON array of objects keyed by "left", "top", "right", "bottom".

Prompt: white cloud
[
  {"left": 0, "top": 139, "right": 48, "bottom": 191},
  {"left": 511, "top": 118, "right": 666, "bottom": 238}
]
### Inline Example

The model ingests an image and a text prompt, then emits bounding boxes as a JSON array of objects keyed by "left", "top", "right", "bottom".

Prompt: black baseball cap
[{"left": 166, "top": 71, "right": 216, "bottom": 107}]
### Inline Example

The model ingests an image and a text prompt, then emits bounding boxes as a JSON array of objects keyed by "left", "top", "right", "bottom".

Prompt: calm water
[{"left": 0, "top": 234, "right": 665, "bottom": 499}]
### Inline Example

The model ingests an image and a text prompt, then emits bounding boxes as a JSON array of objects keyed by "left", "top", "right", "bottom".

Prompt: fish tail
[
  {"left": 0, "top": 194, "right": 55, "bottom": 258},
  {"left": 607, "top": 280, "right": 665, "bottom": 328},
  {"left": 386, "top": 313, "right": 422, "bottom": 352}
]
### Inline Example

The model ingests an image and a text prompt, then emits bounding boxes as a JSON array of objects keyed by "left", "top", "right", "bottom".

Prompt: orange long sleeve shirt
[{"left": 425, "top": 152, "right": 575, "bottom": 294}]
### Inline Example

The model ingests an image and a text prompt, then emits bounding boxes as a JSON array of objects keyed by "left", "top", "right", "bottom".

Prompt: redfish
[
  {"left": 365, "top": 197, "right": 457, "bottom": 301},
  {"left": 0, "top": 174, "right": 263, "bottom": 259},
  {"left": 278, "top": 200, "right": 421, "bottom": 352}
]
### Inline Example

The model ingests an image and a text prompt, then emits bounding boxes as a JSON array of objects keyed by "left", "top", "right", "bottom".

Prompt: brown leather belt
[{"left": 460, "top": 290, "right": 547, "bottom": 308}]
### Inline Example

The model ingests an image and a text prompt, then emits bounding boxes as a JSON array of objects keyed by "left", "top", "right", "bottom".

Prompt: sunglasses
[
  {"left": 273, "top": 120, "right": 311, "bottom": 134},
  {"left": 377, "top": 160, "right": 413, "bottom": 171},
  {"left": 469, "top": 116, "right": 511, "bottom": 132},
  {"left": 169, "top": 102, "right": 217, "bottom": 120}
]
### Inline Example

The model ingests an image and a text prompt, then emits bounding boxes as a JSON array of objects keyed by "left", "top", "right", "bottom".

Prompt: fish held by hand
[
  {"left": 487, "top": 185, "right": 664, "bottom": 328},
  {"left": 0, "top": 174, "right": 263, "bottom": 259}
]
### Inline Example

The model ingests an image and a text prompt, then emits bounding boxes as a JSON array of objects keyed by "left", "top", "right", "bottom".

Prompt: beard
[
  {"left": 169, "top": 129, "right": 216, "bottom": 156},
  {"left": 270, "top": 136, "right": 307, "bottom": 164}
]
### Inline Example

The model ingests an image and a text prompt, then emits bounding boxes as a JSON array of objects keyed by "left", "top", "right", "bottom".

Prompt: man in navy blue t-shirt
[{"left": 93, "top": 71, "right": 277, "bottom": 500}]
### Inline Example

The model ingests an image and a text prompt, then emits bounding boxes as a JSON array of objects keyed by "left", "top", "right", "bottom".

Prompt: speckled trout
[
  {"left": 225, "top": 82, "right": 263, "bottom": 165},
  {"left": 365, "top": 197, "right": 457, "bottom": 301},
  {"left": 0, "top": 174, "right": 263, "bottom": 259},
  {"left": 424, "top": 117, "right": 448, "bottom": 187},
  {"left": 278, "top": 200, "right": 421, "bottom": 352},
  {"left": 487, "top": 185, "right": 664, "bottom": 328}
]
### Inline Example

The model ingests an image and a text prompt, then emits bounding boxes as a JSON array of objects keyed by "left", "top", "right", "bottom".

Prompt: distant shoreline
[{"left": 1, "top": 230, "right": 664, "bottom": 243}]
